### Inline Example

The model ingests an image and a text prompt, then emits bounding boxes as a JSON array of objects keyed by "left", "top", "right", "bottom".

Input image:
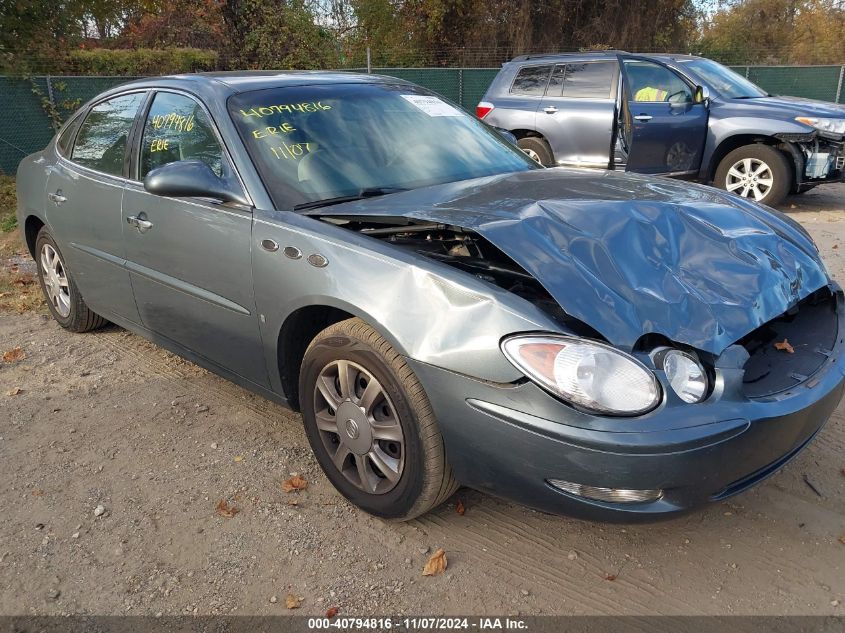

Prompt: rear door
[
  {"left": 121, "top": 90, "right": 268, "bottom": 387},
  {"left": 618, "top": 56, "right": 708, "bottom": 175},
  {"left": 45, "top": 91, "right": 147, "bottom": 323},
  {"left": 536, "top": 60, "right": 618, "bottom": 167}
]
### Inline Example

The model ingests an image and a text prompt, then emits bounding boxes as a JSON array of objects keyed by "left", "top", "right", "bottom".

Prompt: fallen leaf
[
  {"left": 12, "top": 273, "right": 35, "bottom": 287},
  {"left": 326, "top": 607, "right": 339, "bottom": 619},
  {"left": 6, "top": 387, "right": 23, "bottom": 396},
  {"left": 455, "top": 500, "right": 465, "bottom": 515},
  {"left": 422, "top": 548, "right": 447, "bottom": 576},
  {"left": 281, "top": 475, "right": 308, "bottom": 492},
  {"left": 286, "top": 498, "right": 299, "bottom": 507},
  {"left": 31, "top": 489, "right": 44, "bottom": 497},
  {"left": 839, "top": 534, "right": 845, "bottom": 545},
  {"left": 603, "top": 573, "right": 617, "bottom": 581},
  {"left": 2, "top": 346, "right": 25, "bottom": 363},
  {"left": 215, "top": 499, "right": 240, "bottom": 519},
  {"left": 285, "top": 594, "right": 303, "bottom": 609},
  {"left": 774, "top": 339, "right": 795, "bottom": 354},
  {"left": 233, "top": 455, "right": 243, "bottom": 462},
  {"left": 834, "top": 244, "right": 840, "bottom": 250}
]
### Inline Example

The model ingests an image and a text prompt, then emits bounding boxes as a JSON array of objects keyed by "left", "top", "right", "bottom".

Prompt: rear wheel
[
  {"left": 299, "top": 318, "right": 458, "bottom": 520},
  {"left": 517, "top": 136, "right": 554, "bottom": 166},
  {"left": 714, "top": 144, "right": 791, "bottom": 206},
  {"left": 35, "top": 228, "right": 107, "bottom": 332}
]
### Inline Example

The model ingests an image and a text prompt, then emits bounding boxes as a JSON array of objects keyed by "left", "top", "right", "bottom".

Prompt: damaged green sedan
[{"left": 16, "top": 72, "right": 845, "bottom": 521}]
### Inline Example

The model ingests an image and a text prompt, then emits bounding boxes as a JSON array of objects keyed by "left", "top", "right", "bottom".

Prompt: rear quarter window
[{"left": 510, "top": 65, "right": 553, "bottom": 96}]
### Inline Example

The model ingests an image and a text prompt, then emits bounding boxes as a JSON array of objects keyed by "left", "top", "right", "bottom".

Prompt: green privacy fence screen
[{"left": 1, "top": 65, "right": 843, "bottom": 175}]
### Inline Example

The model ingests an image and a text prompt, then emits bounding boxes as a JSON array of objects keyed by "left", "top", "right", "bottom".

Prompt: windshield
[
  {"left": 680, "top": 58, "right": 768, "bottom": 99},
  {"left": 228, "top": 83, "right": 538, "bottom": 209}
]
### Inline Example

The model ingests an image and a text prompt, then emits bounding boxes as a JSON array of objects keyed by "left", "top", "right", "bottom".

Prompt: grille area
[
  {"left": 739, "top": 288, "right": 838, "bottom": 398},
  {"left": 837, "top": 155, "right": 845, "bottom": 171}
]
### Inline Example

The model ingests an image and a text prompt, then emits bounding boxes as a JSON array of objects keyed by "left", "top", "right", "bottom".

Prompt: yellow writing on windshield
[
  {"left": 149, "top": 138, "right": 170, "bottom": 153},
  {"left": 269, "top": 142, "right": 314, "bottom": 161},
  {"left": 240, "top": 102, "right": 332, "bottom": 117},
  {"left": 252, "top": 123, "right": 296, "bottom": 139},
  {"left": 152, "top": 112, "right": 195, "bottom": 132}
]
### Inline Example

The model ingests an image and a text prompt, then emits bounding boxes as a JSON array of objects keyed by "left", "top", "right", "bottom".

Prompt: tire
[
  {"left": 714, "top": 144, "right": 792, "bottom": 207},
  {"left": 517, "top": 136, "right": 554, "bottom": 166},
  {"left": 299, "top": 318, "right": 458, "bottom": 520},
  {"left": 35, "top": 227, "right": 107, "bottom": 333}
]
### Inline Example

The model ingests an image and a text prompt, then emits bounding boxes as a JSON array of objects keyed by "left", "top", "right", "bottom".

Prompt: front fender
[{"left": 251, "top": 208, "right": 564, "bottom": 395}]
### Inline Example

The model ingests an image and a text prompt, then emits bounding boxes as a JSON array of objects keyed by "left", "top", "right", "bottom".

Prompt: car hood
[
  {"left": 728, "top": 94, "right": 845, "bottom": 118},
  {"left": 310, "top": 168, "right": 829, "bottom": 356}
]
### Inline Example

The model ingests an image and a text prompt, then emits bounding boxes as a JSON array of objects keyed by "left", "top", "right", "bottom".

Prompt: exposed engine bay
[{"left": 320, "top": 215, "right": 599, "bottom": 337}]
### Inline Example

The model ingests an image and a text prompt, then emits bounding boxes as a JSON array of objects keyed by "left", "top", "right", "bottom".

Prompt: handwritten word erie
[
  {"left": 152, "top": 112, "right": 195, "bottom": 132},
  {"left": 270, "top": 142, "right": 314, "bottom": 161},
  {"left": 240, "top": 102, "right": 332, "bottom": 118},
  {"left": 150, "top": 138, "right": 170, "bottom": 153},
  {"left": 252, "top": 123, "right": 296, "bottom": 139}
]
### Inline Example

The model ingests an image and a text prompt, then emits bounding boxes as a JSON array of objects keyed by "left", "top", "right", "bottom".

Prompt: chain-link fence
[{"left": 2, "top": 64, "right": 844, "bottom": 175}]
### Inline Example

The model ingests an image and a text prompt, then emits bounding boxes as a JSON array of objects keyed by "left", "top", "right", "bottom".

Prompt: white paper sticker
[{"left": 400, "top": 94, "right": 463, "bottom": 117}]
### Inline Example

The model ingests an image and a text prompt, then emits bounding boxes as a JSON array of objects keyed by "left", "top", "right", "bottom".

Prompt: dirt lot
[{"left": 1, "top": 184, "right": 845, "bottom": 617}]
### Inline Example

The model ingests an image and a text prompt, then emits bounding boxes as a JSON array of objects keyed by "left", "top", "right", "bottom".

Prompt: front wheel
[
  {"left": 714, "top": 144, "right": 792, "bottom": 206},
  {"left": 299, "top": 318, "right": 458, "bottom": 520},
  {"left": 35, "top": 227, "right": 107, "bottom": 332}
]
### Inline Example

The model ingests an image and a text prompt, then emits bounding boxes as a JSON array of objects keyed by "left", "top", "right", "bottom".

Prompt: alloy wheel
[
  {"left": 40, "top": 243, "right": 71, "bottom": 318},
  {"left": 313, "top": 360, "right": 405, "bottom": 494},
  {"left": 725, "top": 157, "right": 774, "bottom": 202},
  {"left": 522, "top": 148, "right": 542, "bottom": 164}
]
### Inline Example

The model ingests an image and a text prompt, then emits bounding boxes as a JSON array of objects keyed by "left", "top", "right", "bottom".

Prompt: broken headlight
[
  {"left": 501, "top": 335, "right": 661, "bottom": 416},
  {"left": 795, "top": 116, "right": 845, "bottom": 135}
]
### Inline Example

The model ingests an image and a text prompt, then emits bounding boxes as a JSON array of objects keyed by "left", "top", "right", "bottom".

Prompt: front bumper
[{"left": 409, "top": 301, "right": 845, "bottom": 522}]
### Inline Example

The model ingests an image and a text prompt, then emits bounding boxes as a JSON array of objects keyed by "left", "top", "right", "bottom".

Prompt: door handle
[
  {"left": 126, "top": 214, "right": 154, "bottom": 233},
  {"left": 48, "top": 191, "right": 67, "bottom": 206},
  {"left": 633, "top": 114, "right": 653, "bottom": 122},
  {"left": 543, "top": 106, "right": 558, "bottom": 114}
]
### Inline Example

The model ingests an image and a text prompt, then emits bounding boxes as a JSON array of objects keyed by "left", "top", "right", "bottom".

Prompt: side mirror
[
  {"left": 694, "top": 85, "right": 711, "bottom": 105},
  {"left": 493, "top": 126, "right": 518, "bottom": 146},
  {"left": 143, "top": 160, "right": 249, "bottom": 206}
]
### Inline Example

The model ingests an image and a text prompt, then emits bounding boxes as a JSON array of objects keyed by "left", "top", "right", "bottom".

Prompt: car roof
[{"left": 98, "top": 70, "right": 415, "bottom": 103}]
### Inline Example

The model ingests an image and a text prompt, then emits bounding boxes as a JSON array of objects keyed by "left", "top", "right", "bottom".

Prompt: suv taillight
[{"left": 476, "top": 102, "right": 494, "bottom": 119}]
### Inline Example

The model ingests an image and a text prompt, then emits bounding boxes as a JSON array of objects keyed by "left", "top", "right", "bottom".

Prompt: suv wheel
[
  {"left": 517, "top": 137, "right": 554, "bottom": 166},
  {"left": 714, "top": 144, "right": 791, "bottom": 206},
  {"left": 299, "top": 318, "right": 458, "bottom": 520}
]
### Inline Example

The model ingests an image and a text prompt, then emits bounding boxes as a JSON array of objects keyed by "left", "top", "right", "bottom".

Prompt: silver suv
[{"left": 478, "top": 51, "right": 845, "bottom": 206}]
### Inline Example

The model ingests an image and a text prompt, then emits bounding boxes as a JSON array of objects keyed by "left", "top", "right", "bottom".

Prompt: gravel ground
[{"left": 1, "top": 184, "right": 844, "bottom": 617}]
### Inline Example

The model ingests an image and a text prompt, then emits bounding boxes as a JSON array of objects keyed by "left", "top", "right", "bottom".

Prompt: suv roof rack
[{"left": 510, "top": 50, "right": 630, "bottom": 62}]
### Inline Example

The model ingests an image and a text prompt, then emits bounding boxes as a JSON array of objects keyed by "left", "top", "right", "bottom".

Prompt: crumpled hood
[{"left": 313, "top": 168, "right": 829, "bottom": 356}]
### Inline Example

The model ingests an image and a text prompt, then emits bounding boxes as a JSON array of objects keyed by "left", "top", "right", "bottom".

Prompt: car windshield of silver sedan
[{"left": 227, "top": 83, "right": 539, "bottom": 210}]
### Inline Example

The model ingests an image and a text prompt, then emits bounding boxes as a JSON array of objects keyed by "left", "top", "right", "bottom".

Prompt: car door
[
  {"left": 45, "top": 91, "right": 147, "bottom": 323},
  {"left": 122, "top": 89, "right": 268, "bottom": 388},
  {"left": 536, "top": 61, "right": 618, "bottom": 167},
  {"left": 618, "top": 56, "right": 708, "bottom": 175}
]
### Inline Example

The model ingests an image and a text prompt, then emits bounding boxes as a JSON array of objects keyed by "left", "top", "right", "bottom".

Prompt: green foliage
[
  {"left": 66, "top": 47, "right": 218, "bottom": 75},
  {"left": 0, "top": 176, "right": 17, "bottom": 233}
]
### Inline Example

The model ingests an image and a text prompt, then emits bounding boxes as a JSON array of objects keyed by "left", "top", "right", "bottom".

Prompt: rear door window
[
  {"left": 561, "top": 62, "right": 616, "bottom": 98},
  {"left": 510, "top": 65, "right": 553, "bottom": 96},
  {"left": 139, "top": 92, "right": 224, "bottom": 179},
  {"left": 71, "top": 92, "right": 145, "bottom": 176}
]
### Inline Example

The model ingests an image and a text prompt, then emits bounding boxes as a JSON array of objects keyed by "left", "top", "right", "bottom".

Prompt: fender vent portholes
[
  {"left": 307, "top": 253, "right": 329, "bottom": 268},
  {"left": 261, "top": 239, "right": 279, "bottom": 252},
  {"left": 284, "top": 246, "right": 302, "bottom": 260}
]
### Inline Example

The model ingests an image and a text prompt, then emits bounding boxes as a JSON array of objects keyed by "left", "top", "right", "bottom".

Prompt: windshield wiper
[{"left": 293, "top": 187, "right": 408, "bottom": 211}]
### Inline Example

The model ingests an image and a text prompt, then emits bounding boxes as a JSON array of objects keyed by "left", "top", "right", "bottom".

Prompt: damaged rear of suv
[{"left": 479, "top": 52, "right": 845, "bottom": 206}]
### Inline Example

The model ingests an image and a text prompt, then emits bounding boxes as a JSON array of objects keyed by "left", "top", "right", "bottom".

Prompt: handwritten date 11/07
[{"left": 270, "top": 142, "right": 314, "bottom": 161}]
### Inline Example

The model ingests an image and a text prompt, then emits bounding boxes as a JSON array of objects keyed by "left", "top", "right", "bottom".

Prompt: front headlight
[
  {"left": 662, "top": 350, "right": 708, "bottom": 403},
  {"left": 795, "top": 116, "right": 845, "bottom": 135},
  {"left": 501, "top": 335, "right": 661, "bottom": 416}
]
